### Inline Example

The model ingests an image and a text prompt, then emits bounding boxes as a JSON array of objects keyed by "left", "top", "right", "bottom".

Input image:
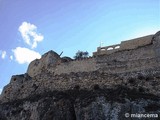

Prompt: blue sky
[{"left": 0, "top": 0, "right": 160, "bottom": 93}]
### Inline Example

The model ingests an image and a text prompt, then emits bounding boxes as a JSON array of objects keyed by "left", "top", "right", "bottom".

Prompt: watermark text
[{"left": 125, "top": 113, "right": 159, "bottom": 118}]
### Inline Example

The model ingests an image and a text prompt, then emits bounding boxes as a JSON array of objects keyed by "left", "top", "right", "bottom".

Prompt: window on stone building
[
  {"left": 107, "top": 47, "right": 113, "bottom": 50},
  {"left": 115, "top": 46, "right": 120, "bottom": 49}
]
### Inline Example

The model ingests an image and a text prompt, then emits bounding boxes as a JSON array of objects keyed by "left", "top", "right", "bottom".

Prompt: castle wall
[
  {"left": 95, "top": 44, "right": 157, "bottom": 73},
  {"left": 96, "top": 45, "right": 155, "bottom": 62},
  {"left": 120, "top": 35, "right": 153, "bottom": 50},
  {"left": 97, "top": 57, "right": 159, "bottom": 74},
  {"left": 53, "top": 58, "right": 97, "bottom": 75},
  {"left": 27, "top": 40, "right": 156, "bottom": 77},
  {"left": 27, "top": 51, "right": 61, "bottom": 77},
  {"left": 26, "top": 35, "right": 156, "bottom": 78},
  {"left": 93, "top": 35, "right": 153, "bottom": 56},
  {"left": 1, "top": 32, "right": 160, "bottom": 103}
]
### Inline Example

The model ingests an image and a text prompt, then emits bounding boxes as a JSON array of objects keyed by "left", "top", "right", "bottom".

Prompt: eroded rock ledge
[{"left": 0, "top": 86, "right": 160, "bottom": 120}]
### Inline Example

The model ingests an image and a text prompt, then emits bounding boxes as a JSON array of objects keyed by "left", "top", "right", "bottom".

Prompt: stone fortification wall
[
  {"left": 97, "top": 45, "right": 155, "bottom": 62},
  {"left": 93, "top": 35, "right": 153, "bottom": 56},
  {"left": 94, "top": 41, "right": 157, "bottom": 74},
  {"left": 120, "top": 35, "right": 153, "bottom": 50},
  {"left": 97, "top": 57, "right": 159, "bottom": 74},
  {"left": 27, "top": 55, "right": 97, "bottom": 77},
  {"left": 2, "top": 46, "right": 159, "bottom": 102},
  {"left": 1, "top": 31, "right": 160, "bottom": 103},
  {"left": 53, "top": 57, "right": 97, "bottom": 75},
  {"left": 27, "top": 50, "right": 61, "bottom": 77},
  {"left": 27, "top": 37, "right": 155, "bottom": 77},
  {"left": 26, "top": 34, "right": 156, "bottom": 77}
]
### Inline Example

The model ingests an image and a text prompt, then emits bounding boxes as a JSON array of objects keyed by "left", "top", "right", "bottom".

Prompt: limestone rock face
[{"left": 0, "top": 87, "right": 160, "bottom": 120}]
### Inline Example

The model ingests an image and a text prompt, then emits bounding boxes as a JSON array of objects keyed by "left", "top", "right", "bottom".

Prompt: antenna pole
[{"left": 59, "top": 51, "right": 63, "bottom": 56}]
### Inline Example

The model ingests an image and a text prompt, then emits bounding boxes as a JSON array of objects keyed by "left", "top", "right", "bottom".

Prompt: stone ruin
[{"left": 0, "top": 31, "right": 160, "bottom": 120}]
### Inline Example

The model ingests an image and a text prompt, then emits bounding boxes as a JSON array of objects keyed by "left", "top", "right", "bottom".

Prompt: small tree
[{"left": 74, "top": 50, "right": 89, "bottom": 59}]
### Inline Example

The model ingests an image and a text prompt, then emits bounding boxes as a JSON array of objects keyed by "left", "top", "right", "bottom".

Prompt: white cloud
[
  {"left": 10, "top": 55, "right": 13, "bottom": 60},
  {"left": 12, "top": 47, "right": 41, "bottom": 64},
  {"left": 1, "top": 51, "right": 6, "bottom": 59},
  {"left": 19, "top": 22, "right": 44, "bottom": 49}
]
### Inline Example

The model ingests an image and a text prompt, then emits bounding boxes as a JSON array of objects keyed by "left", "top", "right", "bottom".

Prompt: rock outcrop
[{"left": 0, "top": 31, "right": 160, "bottom": 120}]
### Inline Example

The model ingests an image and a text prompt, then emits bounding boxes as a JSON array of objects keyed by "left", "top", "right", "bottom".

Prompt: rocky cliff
[{"left": 0, "top": 31, "right": 160, "bottom": 120}]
